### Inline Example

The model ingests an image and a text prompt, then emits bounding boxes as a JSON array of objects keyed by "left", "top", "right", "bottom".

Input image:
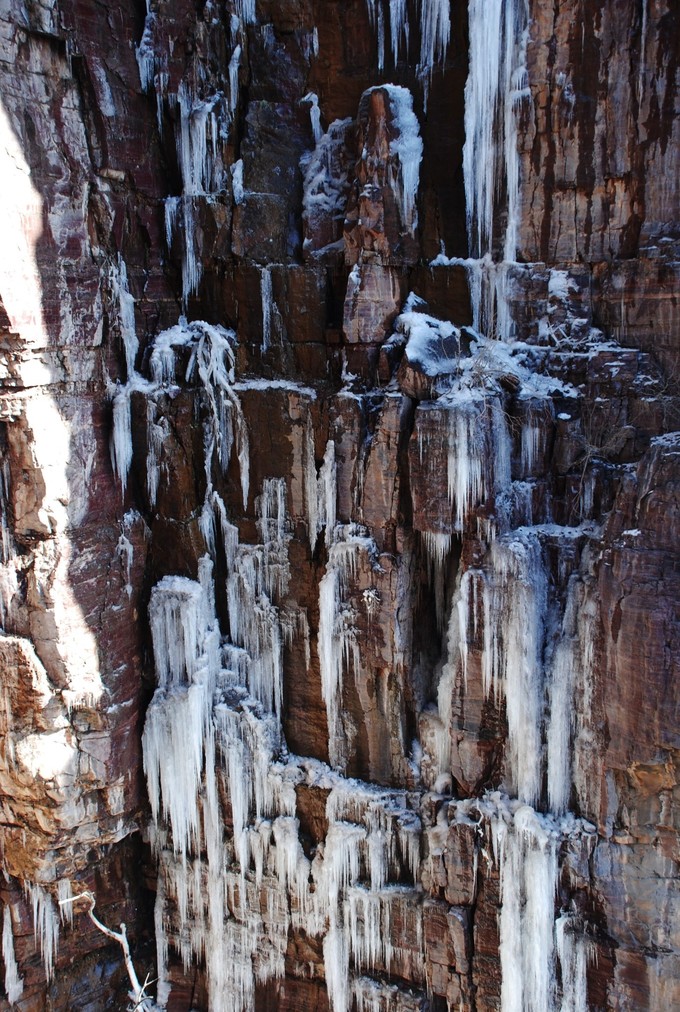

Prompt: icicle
[
  {"left": 389, "top": 0, "right": 409, "bottom": 64},
  {"left": 2, "top": 905, "right": 23, "bottom": 1003},
  {"left": 164, "top": 195, "right": 180, "bottom": 250},
  {"left": 110, "top": 256, "right": 138, "bottom": 378},
  {"left": 445, "top": 394, "right": 486, "bottom": 530},
  {"left": 142, "top": 564, "right": 220, "bottom": 858},
  {"left": 418, "top": 0, "right": 450, "bottom": 90},
  {"left": 0, "top": 457, "right": 13, "bottom": 566},
  {"left": 181, "top": 196, "right": 201, "bottom": 304},
  {"left": 456, "top": 567, "right": 482, "bottom": 690},
  {"left": 110, "top": 384, "right": 133, "bottom": 496},
  {"left": 260, "top": 266, "right": 273, "bottom": 351},
  {"left": 421, "top": 531, "right": 451, "bottom": 631},
  {"left": 235, "top": 0, "right": 256, "bottom": 25},
  {"left": 229, "top": 45, "right": 242, "bottom": 116},
  {"left": 492, "top": 806, "right": 559, "bottom": 1012},
  {"left": 556, "top": 914, "right": 594, "bottom": 1012},
  {"left": 464, "top": 0, "right": 504, "bottom": 258},
  {"left": 365, "top": 0, "right": 386, "bottom": 72},
  {"left": 135, "top": 14, "right": 155, "bottom": 92},
  {"left": 26, "top": 884, "right": 59, "bottom": 981},
  {"left": 176, "top": 82, "right": 214, "bottom": 196},
  {"left": 462, "top": 0, "right": 529, "bottom": 334},
  {"left": 481, "top": 533, "right": 547, "bottom": 805},
  {"left": 304, "top": 414, "right": 319, "bottom": 549},
  {"left": 546, "top": 586, "right": 577, "bottom": 816},
  {"left": 231, "top": 159, "right": 245, "bottom": 205},
  {"left": 317, "top": 440, "right": 337, "bottom": 548},
  {"left": 257, "top": 477, "right": 291, "bottom": 599},
  {"left": 318, "top": 539, "right": 363, "bottom": 769},
  {"left": 302, "top": 92, "right": 324, "bottom": 144}
]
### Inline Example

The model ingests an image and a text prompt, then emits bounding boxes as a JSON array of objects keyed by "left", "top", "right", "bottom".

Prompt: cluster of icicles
[
  {"left": 141, "top": 545, "right": 596, "bottom": 1012},
  {"left": 114, "top": 310, "right": 599, "bottom": 1012}
]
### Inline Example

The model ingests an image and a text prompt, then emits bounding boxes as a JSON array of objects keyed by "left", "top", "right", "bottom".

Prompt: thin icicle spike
[
  {"left": 260, "top": 266, "right": 273, "bottom": 351},
  {"left": 365, "top": 0, "right": 386, "bottom": 71}
]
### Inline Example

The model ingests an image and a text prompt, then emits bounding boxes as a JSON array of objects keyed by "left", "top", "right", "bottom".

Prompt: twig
[{"left": 59, "top": 892, "right": 157, "bottom": 1011}]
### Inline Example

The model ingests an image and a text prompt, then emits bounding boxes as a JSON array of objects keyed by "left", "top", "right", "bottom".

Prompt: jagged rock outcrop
[{"left": 0, "top": 0, "right": 678, "bottom": 1010}]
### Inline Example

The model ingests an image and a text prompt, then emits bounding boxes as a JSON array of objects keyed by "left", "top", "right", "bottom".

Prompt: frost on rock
[
  {"left": 396, "top": 304, "right": 460, "bottom": 378},
  {"left": 110, "top": 317, "right": 249, "bottom": 512},
  {"left": 301, "top": 117, "right": 354, "bottom": 256},
  {"left": 366, "top": 84, "right": 423, "bottom": 235}
]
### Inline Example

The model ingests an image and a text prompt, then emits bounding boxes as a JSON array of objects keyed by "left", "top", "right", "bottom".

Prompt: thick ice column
[
  {"left": 318, "top": 539, "right": 361, "bottom": 769},
  {"left": 2, "top": 905, "right": 23, "bottom": 1002},
  {"left": 481, "top": 533, "right": 547, "bottom": 805},
  {"left": 462, "top": 0, "right": 529, "bottom": 335},
  {"left": 556, "top": 914, "right": 593, "bottom": 1012},
  {"left": 492, "top": 806, "right": 559, "bottom": 1012}
]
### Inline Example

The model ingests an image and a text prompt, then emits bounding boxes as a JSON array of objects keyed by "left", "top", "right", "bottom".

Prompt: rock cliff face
[{"left": 0, "top": 0, "right": 678, "bottom": 1009}]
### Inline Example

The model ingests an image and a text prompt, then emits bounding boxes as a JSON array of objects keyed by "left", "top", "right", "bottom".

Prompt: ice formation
[
  {"left": 260, "top": 266, "right": 273, "bottom": 351},
  {"left": 365, "top": 0, "right": 450, "bottom": 91},
  {"left": 2, "top": 905, "right": 23, "bottom": 1003},
  {"left": 301, "top": 116, "right": 354, "bottom": 254},
  {"left": 555, "top": 914, "right": 594, "bottom": 1012},
  {"left": 26, "top": 883, "right": 59, "bottom": 982},
  {"left": 123, "top": 4, "right": 601, "bottom": 1010},
  {"left": 110, "top": 317, "right": 250, "bottom": 515},
  {"left": 142, "top": 553, "right": 432, "bottom": 1011},
  {"left": 385, "top": 85, "right": 423, "bottom": 231}
]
